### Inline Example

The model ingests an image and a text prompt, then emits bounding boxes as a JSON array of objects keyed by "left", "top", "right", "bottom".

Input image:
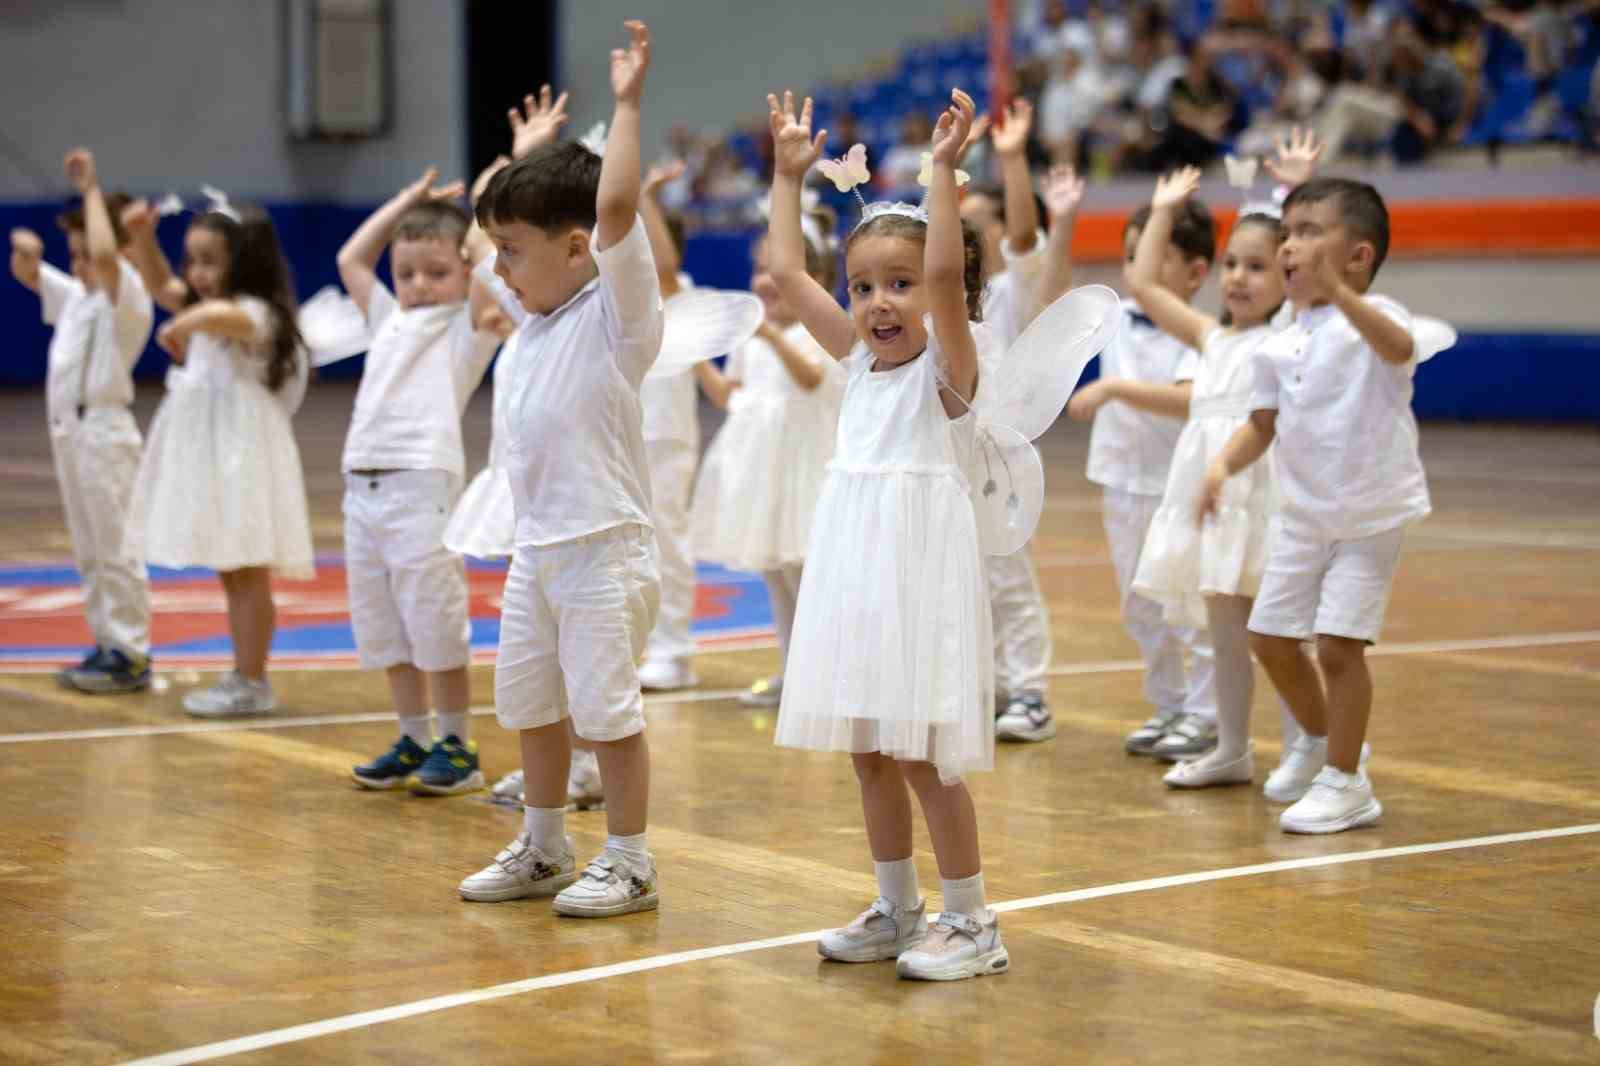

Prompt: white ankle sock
[
  {"left": 941, "top": 871, "right": 987, "bottom": 919},
  {"left": 435, "top": 710, "right": 469, "bottom": 742},
  {"left": 605, "top": 831, "right": 649, "bottom": 868},
  {"left": 874, "top": 858, "right": 920, "bottom": 910},
  {"left": 398, "top": 716, "right": 432, "bottom": 748},
  {"left": 522, "top": 805, "right": 566, "bottom": 855}
]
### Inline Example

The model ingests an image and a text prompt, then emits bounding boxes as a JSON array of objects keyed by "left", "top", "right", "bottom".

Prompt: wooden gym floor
[{"left": 1, "top": 383, "right": 1597, "bottom": 1065}]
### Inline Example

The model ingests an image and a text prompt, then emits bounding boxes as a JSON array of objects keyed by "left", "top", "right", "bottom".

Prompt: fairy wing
[
  {"left": 968, "top": 423, "right": 1045, "bottom": 556},
  {"left": 645, "top": 289, "right": 765, "bottom": 381},
  {"left": 297, "top": 286, "right": 372, "bottom": 368},
  {"left": 1412, "top": 315, "right": 1457, "bottom": 364},
  {"left": 975, "top": 283, "right": 1122, "bottom": 442}
]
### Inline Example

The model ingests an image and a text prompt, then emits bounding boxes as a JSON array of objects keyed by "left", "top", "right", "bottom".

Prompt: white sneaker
[
  {"left": 1280, "top": 765, "right": 1383, "bottom": 834},
  {"left": 995, "top": 693, "right": 1056, "bottom": 743},
  {"left": 896, "top": 910, "right": 1010, "bottom": 981},
  {"left": 459, "top": 833, "right": 578, "bottom": 902},
  {"left": 817, "top": 897, "right": 928, "bottom": 963},
  {"left": 1163, "top": 743, "right": 1254, "bottom": 788},
  {"left": 491, "top": 768, "right": 525, "bottom": 801},
  {"left": 553, "top": 852, "right": 658, "bottom": 917},
  {"left": 182, "top": 672, "right": 275, "bottom": 718},
  {"left": 1124, "top": 708, "right": 1181, "bottom": 755},
  {"left": 638, "top": 657, "right": 698, "bottom": 692},
  {"left": 567, "top": 750, "right": 604, "bottom": 810},
  {"left": 1263, "top": 737, "right": 1370, "bottom": 803},
  {"left": 739, "top": 675, "right": 783, "bottom": 707}
]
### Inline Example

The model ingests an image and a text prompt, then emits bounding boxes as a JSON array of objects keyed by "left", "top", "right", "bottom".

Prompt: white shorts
[
  {"left": 343, "top": 469, "right": 471, "bottom": 672},
  {"left": 494, "top": 524, "right": 660, "bottom": 741},
  {"left": 1248, "top": 520, "right": 1406, "bottom": 644}
]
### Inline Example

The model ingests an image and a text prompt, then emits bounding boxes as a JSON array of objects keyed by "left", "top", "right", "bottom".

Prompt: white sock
[
  {"left": 605, "top": 831, "right": 650, "bottom": 868},
  {"left": 435, "top": 710, "right": 470, "bottom": 743},
  {"left": 941, "top": 871, "right": 987, "bottom": 919},
  {"left": 522, "top": 805, "right": 566, "bottom": 856},
  {"left": 398, "top": 715, "right": 432, "bottom": 748},
  {"left": 874, "top": 858, "right": 920, "bottom": 910}
]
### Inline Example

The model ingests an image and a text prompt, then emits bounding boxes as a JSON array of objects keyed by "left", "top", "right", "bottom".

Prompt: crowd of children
[{"left": 9, "top": 19, "right": 1439, "bottom": 980}]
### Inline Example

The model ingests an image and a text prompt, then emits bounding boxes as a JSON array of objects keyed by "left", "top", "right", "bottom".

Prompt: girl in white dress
[
  {"left": 691, "top": 221, "right": 844, "bottom": 707},
  {"left": 121, "top": 199, "right": 314, "bottom": 717},
  {"left": 1072, "top": 165, "right": 1295, "bottom": 790},
  {"left": 767, "top": 89, "right": 1007, "bottom": 982}
]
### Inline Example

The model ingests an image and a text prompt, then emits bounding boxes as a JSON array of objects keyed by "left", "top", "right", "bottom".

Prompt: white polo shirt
[
  {"left": 1086, "top": 300, "right": 1200, "bottom": 496},
  {"left": 1251, "top": 295, "right": 1431, "bottom": 541},
  {"left": 478, "top": 215, "right": 664, "bottom": 548},
  {"left": 39, "top": 259, "right": 153, "bottom": 420},
  {"left": 341, "top": 281, "right": 498, "bottom": 477}
]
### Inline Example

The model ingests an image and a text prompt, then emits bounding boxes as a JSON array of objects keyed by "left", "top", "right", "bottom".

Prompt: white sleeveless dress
[
  {"left": 1133, "top": 324, "right": 1278, "bottom": 627},
  {"left": 775, "top": 339, "right": 994, "bottom": 784}
]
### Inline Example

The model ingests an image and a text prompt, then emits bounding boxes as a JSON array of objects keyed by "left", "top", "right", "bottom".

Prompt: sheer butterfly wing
[
  {"left": 1412, "top": 315, "right": 1457, "bottom": 364},
  {"left": 968, "top": 423, "right": 1045, "bottom": 556},
  {"left": 646, "top": 289, "right": 766, "bottom": 380},
  {"left": 976, "top": 283, "right": 1121, "bottom": 442},
  {"left": 298, "top": 286, "right": 372, "bottom": 367}
]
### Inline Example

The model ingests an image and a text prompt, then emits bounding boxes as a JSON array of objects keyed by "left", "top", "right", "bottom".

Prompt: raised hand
[
  {"left": 956, "top": 112, "right": 992, "bottom": 165},
  {"left": 1262, "top": 126, "right": 1324, "bottom": 187},
  {"left": 610, "top": 20, "right": 651, "bottom": 104},
  {"left": 402, "top": 167, "right": 465, "bottom": 205},
  {"left": 767, "top": 91, "right": 827, "bottom": 178},
  {"left": 989, "top": 97, "right": 1034, "bottom": 158},
  {"left": 508, "top": 85, "right": 570, "bottom": 159},
  {"left": 643, "top": 158, "right": 686, "bottom": 197},
  {"left": 10, "top": 227, "right": 43, "bottom": 258},
  {"left": 63, "top": 148, "right": 97, "bottom": 194},
  {"left": 1152, "top": 166, "right": 1201, "bottom": 211},
  {"left": 1043, "top": 163, "right": 1085, "bottom": 218},
  {"left": 930, "top": 88, "right": 976, "bottom": 167},
  {"left": 120, "top": 199, "right": 156, "bottom": 240}
]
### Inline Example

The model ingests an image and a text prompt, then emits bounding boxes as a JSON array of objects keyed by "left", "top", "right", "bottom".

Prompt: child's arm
[
  {"left": 990, "top": 98, "right": 1040, "bottom": 257},
  {"left": 693, "top": 360, "right": 740, "bottom": 410},
  {"left": 508, "top": 85, "right": 570, "bottom": 160},
  {"left": 1197, "top": 410, "right": 1276, "bottom": 521},
  {"left": 926, "top": 89, "right": 980, "bottom": 412},
  {"left": 766, "top": 91, "right": 855, "bottom": 359},
  {"left": 154, "top": 299, "right": 258, "bottom": 364},
  {"left": 1315, "top": 255, "right": 1414, "bottom": 365},
  {"left": 62, "top": 149, "right": 123, "bottom": 301},
  {"left": 1128, "top": 167, "right": 1216, "bottom": 352},
  {"left": 595, "top": 20, "right": 650, "bottom": 252},
  {"left": 9, "top": 227, "right": 42, "bottom": 292},
  {"left": 640, "top": 160, "right": 685, "bottom": 299},
  {"left": 1262, "top": 126, "right": 1325, "bottom": 189},
  {"left": 1028, "top": 164, "right": 1086, "bottom": 322},
  {"left": 759, "top": 319, "right": 826, "bottom": 391},
  {"left": 1067, "top": 377, "right": 1193, "bottom": 421},
  {"left": 337, "top": 168, "right": 466, "bottom": 316},
  {"left": 119, "top": 199, "right": 189, "bottom": 313}
]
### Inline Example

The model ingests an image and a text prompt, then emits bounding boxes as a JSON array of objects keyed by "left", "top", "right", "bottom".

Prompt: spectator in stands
[
  {"left": 1143, "top": 39, "right": 1240, "bottom": 171},
  {"left": 1038, "top": 40, "right": 1114, "bottom": 166},
  {"left": 1236, "top": 27, "right": 1334, "bottom": 158},
  {"left": 1340, "top": 0, "right": 1394, "bottom": 82},
  {"left": 1316, "top": 18, "right": 1467, "bottom": 164},
  {"left": 878, "top": 112, "right": 934, "bottom": 193}
]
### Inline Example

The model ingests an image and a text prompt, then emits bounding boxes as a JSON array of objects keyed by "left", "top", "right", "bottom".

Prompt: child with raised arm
[
  {"left": 1200, "top": 177, "right": 1427, "bottom": 834},
  {"left": 8, "top": 148, "right": 153, "bottom": 693},
  {"left": 119, "top": 187, "right": 314, "bottom": 717},
  {"left": 457, "top": 22, "right": 666, "bottom": 917},
  {"left": 337, "top": 168, "right": 502, "bottom": 795},
  {"left": 1066, "top": 189, "right": 1219, "bottom": 763},
  {"left": 769, "top": 88, "right": 1008, "bottom": 981}
]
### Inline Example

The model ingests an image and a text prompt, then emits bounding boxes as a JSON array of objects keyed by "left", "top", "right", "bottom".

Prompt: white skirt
[
  {"left": 774, "top": 467, "right": 994, "bottom": 784},
  {"left": 1133, "top": 413, "right": 1276, "bottom": 628},
  {"left": 443, "top": 464, "right": 515, "bottom": 560},
  {"left": 126, "top": 378, "right": 314, "bottom": 579}
]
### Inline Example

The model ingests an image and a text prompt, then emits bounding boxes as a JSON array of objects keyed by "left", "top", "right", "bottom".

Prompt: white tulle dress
[
  {"left": 1133, "top": 324, "right": 1277, "bottom": 627},
  {"left": 443, "top": 344, "right": 518, "bottom": 560},
  {"left": 691, "top": 322, "right": 844, "bottom": 572},
  {"left": 775, "top": 334, "right": 995, "bottom": 784},
  {"left": 125, "top": 297, "right": 314, "bottom": 579}
]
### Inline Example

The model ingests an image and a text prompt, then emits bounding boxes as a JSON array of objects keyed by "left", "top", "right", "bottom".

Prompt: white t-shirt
[
  {"left": 39, "top": 259, "right": 153, "bottom": 420},
  {"left": 478, "top": 215, "right": 664, "bottom": 547},
  {"left": 981, "top": 232, "right": 1048, "bottom": 351},
  {"left": 1086, "top": 300, "right": 1199, "bottom": 496},
  {"left": 341, "top": 281, "right": 498, "bottom": 477},
  {"left": 639, "top": 275, "right": 700, "bottom": 448},
  {"left": 1251, "top": 296, "right": 1431, "bottom": 541}
]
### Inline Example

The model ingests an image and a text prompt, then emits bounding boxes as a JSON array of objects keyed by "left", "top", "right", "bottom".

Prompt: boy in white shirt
[
  {"left": 9, "top": 148, "right": 153, "bottom": 694},
  {"left": 337, "top": 169, "right": 501, "bottom": 795},
  {"left": 1201, "top": 177, "right": 1426, "bottom": 834},
  {"left": 1068, "top": 199, "right": 1218, "bottom": 760},
  {"left": 458, "top": 21, "right": 666, "bottom": 918}
]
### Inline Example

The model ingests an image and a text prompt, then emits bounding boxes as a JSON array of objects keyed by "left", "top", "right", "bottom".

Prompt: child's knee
[
  {"left": 1249, "top": 630, "right": 1299, "bottom": 665},
  {"left": 1315, "top": 635, "right": 1365, "bottom": 676},
  {"left": 897, "top": 760, "right": 947, "bottom": 797},
  {"left": 850, "top": 751, "right": 894, "bottom": 784}
]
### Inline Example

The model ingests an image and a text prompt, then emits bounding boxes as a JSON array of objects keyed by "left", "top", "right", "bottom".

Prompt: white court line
[
  {"left": 5, "top": 630, "right": 1596, "bottom": 746},
  {"left": 120, "top": 822, "right": 1600, "bottom": 1066}
]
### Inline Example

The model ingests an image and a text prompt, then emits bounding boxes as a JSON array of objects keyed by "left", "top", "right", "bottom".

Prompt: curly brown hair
[{"left": 843, "top": 212, "right": 986, "bottom": 321}]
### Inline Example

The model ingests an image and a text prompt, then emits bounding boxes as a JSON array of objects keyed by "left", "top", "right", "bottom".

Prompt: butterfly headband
[
  {"left": 1223, "top": 154, "right": 1286, "bottom": 220},
  {"left": 815, "top": 141, "right": 963, "bottom": 232},
  {"left": 151, "top": 185, "right": 242, "bottom": 223}
]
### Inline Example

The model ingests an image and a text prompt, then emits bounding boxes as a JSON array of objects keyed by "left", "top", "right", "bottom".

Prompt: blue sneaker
[
  {"left": 353, "top": 735, "right": 431, "bottom": 790},
  {"left": 410, "top": 735, "right": 485, "bottom": 796},
  {"left": 65, "top": 649, "right": 152, "bottom": 694},
  {"left": 55, "top": 647, "right": 104, "bottom": 690}
]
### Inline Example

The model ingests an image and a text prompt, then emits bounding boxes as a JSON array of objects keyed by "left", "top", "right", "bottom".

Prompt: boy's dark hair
[
  {"left": 57, "top": 192, "right": 133, "bottom": 246},
  {"left": 967, "top": 182, "right": 1048, "bottom": 233},
  {"left": 1282, "top": 177, "right": 1390, "bottom": 280},
  {"left": 187, "top": 206, "right": 304, "bottom": 394},
  {"left": 1125, "top": 199, "right": 1216, "bottom": 264},
  {"left": 844, "top": 213, "right": 986, "bottom": 321},
  {"left": 476, "top": 141, "right": 601, "bottom": 232},
  {"left": 394, "top": 201, "right": 471, "bottom": 247}
]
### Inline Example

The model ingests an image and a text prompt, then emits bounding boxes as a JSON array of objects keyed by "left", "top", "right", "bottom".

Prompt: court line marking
[
  {"left": 120, "top": 822, "right": 1600, "bottom": 1066},
  {"left": 5, "top": 629, "right": 1596, "bottom": 745}
]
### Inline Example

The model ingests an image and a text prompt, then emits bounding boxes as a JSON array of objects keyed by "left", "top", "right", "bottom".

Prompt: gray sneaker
[
  {"left": 182, "top": 671, "right": 275, "bottom": 718},
  {"left": 818, "top": 897, "right": 928, "bottom": 963},
  {"left": 1125, "top": 709, "right": 1181, "bottom": 755},
  {"left": 1151, "top": 712, "right": 1218, "bottom": 762}
]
